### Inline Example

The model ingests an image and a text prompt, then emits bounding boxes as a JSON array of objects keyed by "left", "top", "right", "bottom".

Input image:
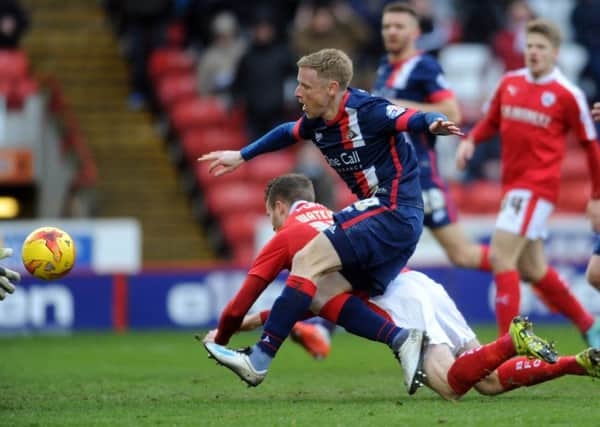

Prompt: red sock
[
  {"left": 495, "top": 270, "right": 521, "bottom": 335},
  {"left": 533, "top": 268, "right": 594, "bottom": 332},
  {"left": 497, "top": 356, "right": 586, "bottom": 391},
  {"left": 478, "top": 244, "right": 492, "bottom": 272},
  {"left": 447, "top": 334, "right": 515, "bottom": 395}
]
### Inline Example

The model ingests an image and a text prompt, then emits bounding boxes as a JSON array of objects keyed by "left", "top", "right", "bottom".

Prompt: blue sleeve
[
  {"left": 407, "top": 112, "right": 448, "bottom": 133},
  {"left": 240, "top": 122, "right": 298, "bottom": 161}
]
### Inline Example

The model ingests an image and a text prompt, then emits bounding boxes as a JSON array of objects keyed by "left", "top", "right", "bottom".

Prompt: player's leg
[
  {"left": 489, "top": 228, "right": 528, "bottom": 334},
  {"left": 448, "top": 317, "right": 557, "bottom": 397},
  {"left": 430, "top": 223, "right": 491, "bottom": 271},
  {"left": 494, "top": 348, "right": 600, "bottom": 393},
  {"left": 519, "top": 239, "right": 597, "bottom": 344},
  {"left": 422, "top": 343, "right": 460, "bottom": 400},
  {"left": 491, "top": 189, "right": 551, "bottom": 335}
]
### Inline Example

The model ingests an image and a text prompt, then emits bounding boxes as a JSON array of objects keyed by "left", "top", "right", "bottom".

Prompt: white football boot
[
  {"left": 393, "top": 329, "right": 428, "bottom": 395},
  {"left": 204, "top": 342, "right": 267, "bottom": 387}
]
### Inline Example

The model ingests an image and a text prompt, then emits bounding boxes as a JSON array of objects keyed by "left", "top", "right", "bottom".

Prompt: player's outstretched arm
[
  {"left": 0, "top": 248, "right": 21, "bottom": 301},
  {"left": 197, "top": 150, "right": 244, "bottom": 176},
  {"left": 455, "top": 138, "right": 475, "bottom": 171},
  {"left": 592, "top": 102, "right": 600, "bottom": 122},
  {"left": 428, "top": 118, "right": 464, "bottom": 136}
]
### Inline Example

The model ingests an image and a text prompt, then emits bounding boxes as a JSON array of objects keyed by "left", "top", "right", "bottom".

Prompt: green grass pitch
[{"left": 2, "top": 324, "right": 599, "bottom": 426}]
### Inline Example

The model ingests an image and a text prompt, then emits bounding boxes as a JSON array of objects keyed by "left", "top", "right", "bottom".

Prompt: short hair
[
  {"left": 382, "top": 2, "right": 419, "bottom": 21},
  {"left": 296, "top": 48, "right": 353, "bottom": 89},
  {"left": 264, "top": 173, "right": 315, "bottom": 209},
  {"left": 526, "top": 18, "right": 561, "bottom": 48}
]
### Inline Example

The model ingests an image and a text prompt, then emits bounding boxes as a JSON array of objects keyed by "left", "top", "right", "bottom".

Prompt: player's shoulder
[
  {"left": 414, "top": 52, "right": 442, "bottom": 71},
  {"left": 550, "top": 69, "right": 587, "bottom": 100},
  {"left": 501, "top": 68, "right": 529, "bottom": 84}
]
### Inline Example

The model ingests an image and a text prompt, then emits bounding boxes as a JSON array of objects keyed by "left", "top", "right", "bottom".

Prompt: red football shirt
[
  {"left": 470, "top": 67, "right": 600, "bottom": 202},
  {"left": 214, "top": 201, "right": 334, "bottom": 344}
]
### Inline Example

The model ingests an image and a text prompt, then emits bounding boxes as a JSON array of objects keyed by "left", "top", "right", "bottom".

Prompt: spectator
[
  {"left": 121, "top": 0, "right": 174, "bottom": 110},
  {"left": 196, "top": 11, "right": 246, "bottom": 99},
  {"left": 493, "top": 0, "right": 535, "bottom": 72},
  {"left": 231, "top": 9, "right": 296, "bottom": 139},
  {"left": 0, "top": 0, "right": 29, "bottom": 49}
]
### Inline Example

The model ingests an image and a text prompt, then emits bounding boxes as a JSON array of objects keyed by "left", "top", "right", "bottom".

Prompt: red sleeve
[
  {"left": 247, "top": 231, "right": 292, "bottom": 282},
  {"left": 469, "top": 79, "right": 504, "bottom": 143},
  {"left": 394, "top": 108, "right": 418, "bottom": 132},
  {"left": 584, "top": 140, "right": 600, "bottom": 199},
  {"left": 215, "top": 274, "right": 270, "bottom": 344},
  {"left": 426, "top": 89, "right": 455, "bottom": 103}
]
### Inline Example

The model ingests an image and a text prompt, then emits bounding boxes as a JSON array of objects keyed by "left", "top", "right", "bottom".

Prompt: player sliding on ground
[{"left": 213, "top": 272, "right": 599, "bottom": 400}]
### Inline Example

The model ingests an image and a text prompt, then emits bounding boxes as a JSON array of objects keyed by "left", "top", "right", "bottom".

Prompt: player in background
[
  {"left": 0, "top": 247, "right": 20, "bottom": 301},
  {"left": 199, "top": 49, "right": 462, "bottom": 389},
  {"left": 586, "top": 102, "right": 600, "bottom": 289},
  {"left": 456, "top": 19, "right": 600, "bottom": 344},
  {"left": 372, "top": 2, "right": 492, "bottom": 273},
  {"left": 203, "top": 174, "right": 431, "bottom": 392},
  {"left": 223, "top": 273, "right": 599, "bottom": 400}
]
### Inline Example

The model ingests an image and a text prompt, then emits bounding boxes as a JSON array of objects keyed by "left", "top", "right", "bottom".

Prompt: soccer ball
[{"left": 21, "top": 226, "right": 76, "bottom": 280}]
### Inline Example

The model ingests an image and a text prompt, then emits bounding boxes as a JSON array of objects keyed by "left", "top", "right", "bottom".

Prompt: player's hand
[
  {"left": 0, "top": 248, "right": 21, "bottom": 301},
  {"left": 587, "top": 199, "right": 600, "bottom": 232},
  {"left": 197, "top": 150, "right": 244, "bottom": 176},
  {"left": 592, "top": 102, "right": 600, "bottom": 122},
  {"left": 455, "top": 138, "right": 475, "bottom": 171},
  {"left": 429, "top": 118, "right": 464, "bottom": 136}
]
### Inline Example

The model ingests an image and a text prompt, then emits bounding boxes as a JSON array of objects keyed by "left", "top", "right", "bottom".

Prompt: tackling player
[
  {"left": 0, "top": 247, "right": 20, "bottom": 301},
  {"left": 199, "top": 48, "right": 462, "bottom": 389},
  {"left": 456, "top": 19, "right": 600, "bottom": 344}
]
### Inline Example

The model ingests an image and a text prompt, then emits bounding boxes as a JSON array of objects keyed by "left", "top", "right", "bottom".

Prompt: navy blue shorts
[
  {"left": 420, "top": 173, "right": 458, "bottom": 230},
  {"left": 324, "top": 198, "right": 423, "bottom": 296},
  {"left": 594, "top": 233, "right": 600, "bottom": 256}
]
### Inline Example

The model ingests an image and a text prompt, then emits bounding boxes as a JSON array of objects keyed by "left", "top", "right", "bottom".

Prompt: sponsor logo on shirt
[
  {"left": 541, "top": 91, "right": 556, "bottom": 107},
  {"left": 501, "top": 105, "right": 551, "bottom": 128},
  {"left": 386, "top": 104, "right": 406, "bottom": 119},
  {"left": 325, "top": 151, "right": 361, "bottom": 169}
]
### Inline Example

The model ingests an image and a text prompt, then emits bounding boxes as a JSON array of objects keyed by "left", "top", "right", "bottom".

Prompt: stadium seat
[
  {"left": 230, "top": 240, "right": 256, "bottom": 266},
  {"left": 557, "top": 43, "right": 588, "bottom": 84},
  {"left": 246, "top": 152, "right": 296, "bottom": 186},
  {"left": 181, "top": 128, "right": 247, "bottom": 163},
  {"left": 170, "top": 97, "right": 228, "bottom": 134},
  {"left": 0, "top": 50, "right": 29, "bottom": 81},
  {"left": 148, "top": 48, "right": 195, "bottom": 84},
  {"left": 556, "top": 179, "right": 589, "bottom": 213},
  {"left": 220, "top": 212, "right": 263, "bottom": 246},
  {"left": 334, "top": 181, "right": 358, "bottom": 211},
  {"left": 157, "top": 73, "right": 198, "bottom": 111},
  {"left": 204, "top": 181, "right": 266, "bottom": 217},
  {"left": 455, "top": 180, "right": 502, "bottom": 214},
  {"left": 195, "top": 156, "right": 249, "bottom": 188}
]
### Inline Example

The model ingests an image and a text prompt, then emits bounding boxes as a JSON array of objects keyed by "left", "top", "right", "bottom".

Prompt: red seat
[
  {"left": 148, "top": 48, "right": 195, "bottom": 83},
  {"left": 0, "top": 76, "right": 38, "bottom": 109},
  {"left": 170, "top": 97, "right": 227, "bottom": 134},
  {"left": 556, "top": 179, "right": 589, "bottom": 213},
  {"left": 0, "top": 50, "right": 29, "bottom": 80},
  {"left": 334, "top": 182, "right": 358, "bottom": 211},
  {"left": 181, "top": 128, "right": 247, "bottom": 163},
  {"left": 195, "top": 159, "right": 249, "bottom": 188},
  {"left": 455, "top": 180, "right": 502, "bottom": 214},
  {"left": 246, "top": 152, "right": 296, "bottom": 186},
  {"left": 157, "top": 73, "right": 197, "bottom": 110},
  {"left": 230, "top": 240, "right": 256, "bottom": 267},
  {"left": 204, "top": 181, "right": 265, "bottom": 217},
  {"left": 220, "top": 212, "right": 262, "bottom": 245}
]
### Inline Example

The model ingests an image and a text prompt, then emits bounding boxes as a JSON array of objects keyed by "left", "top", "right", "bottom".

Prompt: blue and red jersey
[
  {"left": 372, "top": 53, "right": 454, "bottom": 186},
  {"left": 241, "top": 87, "right": 445, "bottom": 210}
]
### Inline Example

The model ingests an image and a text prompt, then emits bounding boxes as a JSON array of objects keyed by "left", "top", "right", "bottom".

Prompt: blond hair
[
  {"left": 296, "top": 48, "right": 353, "bottom": 89},
  {"left": 526, "top": 18, "right": 561, "bottom": 48}
]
